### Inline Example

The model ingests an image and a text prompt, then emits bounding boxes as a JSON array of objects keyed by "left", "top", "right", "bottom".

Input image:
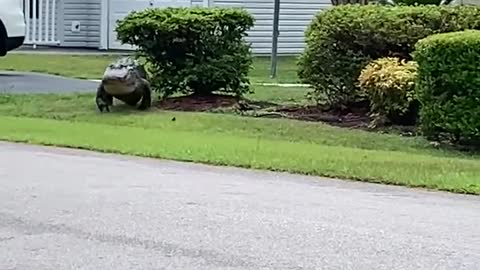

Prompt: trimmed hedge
[
  {"left": 298, "top": 4, "right": 480, "bottom": 108},
  {"left": 115, "top": 7, "right": 255, "bottom": 98},
  {"left": 414, "top": 30, "right": 480, "bottom": 145},
  {"left": 357, "top": 57, "right": 418, "bottom": 127}
]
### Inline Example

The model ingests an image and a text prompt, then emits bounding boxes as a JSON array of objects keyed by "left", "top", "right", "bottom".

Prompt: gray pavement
[
  {"left": 0, "top": 71, "right": 98, "bottom": 94},
  {"left": 12, "top": 45, "right": 131, "bottom": 56},
  {"left": 0, "top": 142, "right": 479, "bottom": 270}
]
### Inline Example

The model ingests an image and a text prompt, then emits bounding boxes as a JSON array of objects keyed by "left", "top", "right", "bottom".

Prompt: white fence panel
[{"left": 23, "top": 0, "right": 60, "bottom": 47}]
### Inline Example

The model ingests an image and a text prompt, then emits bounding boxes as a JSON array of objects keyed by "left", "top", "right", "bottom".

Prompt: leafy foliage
[
  {"left": 358, "top": 57, "right": 418, "bottom": 127},
  {"left": 298, "top": 4, "right": 480, "bottom": 108},
  {"left": 414, "top": 30, "right": 480, "bottom": 146},
  {"left": 115, "top": 7, "right": 255, "bottom": 98}
]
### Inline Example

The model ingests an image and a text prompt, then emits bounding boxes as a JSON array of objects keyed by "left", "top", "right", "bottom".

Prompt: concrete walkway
[
  {"left": 0, "top": 71, "right": 98, "bottom": 94},
  {"left": 11, "top": 45, "right": 130, "bottom": 56}
]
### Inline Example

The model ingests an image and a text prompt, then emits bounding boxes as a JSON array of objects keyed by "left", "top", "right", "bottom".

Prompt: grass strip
[
  {"left": 0, "top": 54, "right": 300, "bottom": 83},
  {"left": 1, "top": 116, "right": 479, "bottom": 195}
]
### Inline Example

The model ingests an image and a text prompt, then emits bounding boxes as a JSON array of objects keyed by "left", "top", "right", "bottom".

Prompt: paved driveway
[
  {"left": 0, "top": 71, "right": 98, "bottom": 94},
  {"left": 1, "top": 142, "right": 479, "bottom": 270}
]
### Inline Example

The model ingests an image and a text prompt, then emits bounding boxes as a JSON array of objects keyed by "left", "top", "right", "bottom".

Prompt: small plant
[
  {"left": 115, "top": 7, "right": 255, "bottom": 98},
  {"left": 415, "top": 30, "right": 480, "bottom": 147},
  {"left": 358, "top": 57, "right": 418, "bottom": 127}
]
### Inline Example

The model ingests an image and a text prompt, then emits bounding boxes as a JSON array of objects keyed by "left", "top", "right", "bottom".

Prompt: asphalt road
[
  {"left": 0, "top": 71, "right": 97, "bottom": 93},
  {"left": 0, "top": 142, "right": 479, "bottom": 270}
]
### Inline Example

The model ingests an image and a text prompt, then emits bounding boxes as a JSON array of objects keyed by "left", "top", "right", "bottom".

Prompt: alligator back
[{"left": 103, "top": 57, "right": 147, "bottom": 80}]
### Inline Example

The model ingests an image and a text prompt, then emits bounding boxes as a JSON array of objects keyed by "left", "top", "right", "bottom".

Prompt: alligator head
[{"left": 101, "top": 57, "right": 144, "bottom": 95}]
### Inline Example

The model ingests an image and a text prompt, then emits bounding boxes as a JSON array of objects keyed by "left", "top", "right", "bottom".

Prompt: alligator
[{"left": 95, "top": 57, "right": 152, "bottom": 112}]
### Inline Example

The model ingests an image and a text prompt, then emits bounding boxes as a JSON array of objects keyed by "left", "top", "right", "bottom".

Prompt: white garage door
[{"left": 108, "top": 0, "right": 192, "bottom": 50}]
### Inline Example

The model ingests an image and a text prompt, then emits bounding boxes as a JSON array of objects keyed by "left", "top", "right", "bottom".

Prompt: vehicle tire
[{"left": 0, "top": 20, "right": 7, "bottom": 56}]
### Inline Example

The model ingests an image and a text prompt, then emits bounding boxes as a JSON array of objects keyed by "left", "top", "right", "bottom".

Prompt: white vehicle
[{"left": 0, "top": 0, "right": 26, "bottom": 56}]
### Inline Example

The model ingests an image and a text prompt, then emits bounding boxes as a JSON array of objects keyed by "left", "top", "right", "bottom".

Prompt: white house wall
[
  {"left": 451, "top": 0, "right": 480, "bottom": 5},
  {"left": 191, "top": 0, "right": 205, "bottom": 5},
  {"left": 210, "top": 0, "right": 331, "bottom": 54},
  {"left": 29, "top": 0, "right": 480, "bottom": 54},
  {"left": 61, "top": 0, "right": 102, "bottom": 48},
  {"left": 38, "top": 0, "right": 329, "bottom": 54}
]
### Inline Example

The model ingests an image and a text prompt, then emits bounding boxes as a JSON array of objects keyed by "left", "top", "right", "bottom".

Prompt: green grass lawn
[
  {"left": 0, "top": 93, "right": 479, "bottom": 195},
  {"left": 0, "top": 54, "right": 300, "bottom": 84},
  {"left": 1, "top": 53, "right": 479, "bottom": 195}
]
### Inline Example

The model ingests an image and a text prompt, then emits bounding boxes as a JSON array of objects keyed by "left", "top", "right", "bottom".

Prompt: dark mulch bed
[
  {"left": 155, "top": 93, "right": 373, "bottom": 128},
  {"left": 153, "top": 94, "right": 480, "bottom": 152},
  {"left": 156, "top": 94, "right": 240, "bottom": 112},
  {"left": 274, "top": 105, "right": 371, "bottom": 128}
]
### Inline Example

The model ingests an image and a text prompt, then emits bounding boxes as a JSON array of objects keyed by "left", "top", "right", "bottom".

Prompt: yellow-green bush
[{"left": 358, "top": 57, "right": 418, "bottom": 127}]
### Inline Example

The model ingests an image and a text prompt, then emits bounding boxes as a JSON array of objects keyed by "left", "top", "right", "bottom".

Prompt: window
[{"left": 23, "top": 0, "right": 40, "bottom": 19}]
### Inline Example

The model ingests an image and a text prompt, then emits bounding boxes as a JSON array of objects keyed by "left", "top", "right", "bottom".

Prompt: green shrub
[
  {"left": 115, "top": 7, "right": 255, "bottom": 98},
  {"left": 298, "top": 4, "right": 480, "bottom": 109},
  {"left": 414, "top": 30, "right": 480, "bottom": 146},
  {"left": 358, "top": 57, "right": 418, "bottom": 127}
]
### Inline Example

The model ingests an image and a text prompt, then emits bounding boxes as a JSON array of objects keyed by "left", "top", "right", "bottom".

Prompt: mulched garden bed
[
  {"left": 153, "top": 94, "right": 420, "bottom": 135},
  {"left": 155, "top": 94, "right": 240, "bottom": 112},
  {"left": 152, "top": 94, "right": 476, "bottom": 151},
  {"left": 273, "top": 105, "right": 370, "bottom": 128},
  {"left": 155, "top": 93, "right": 372, "bottom": 128}
]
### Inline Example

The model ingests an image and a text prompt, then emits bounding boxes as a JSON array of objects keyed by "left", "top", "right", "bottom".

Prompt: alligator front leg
[
  {"left": 137, "top": 80, "right": 152, "bottom": 111},
  {"left": 95, "top": 84, "right": 113, "bottom": 112}
]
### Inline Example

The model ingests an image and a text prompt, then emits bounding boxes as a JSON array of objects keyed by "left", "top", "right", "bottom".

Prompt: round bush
[
  {"left": 298, "top": 4, "right": 480, "bottom": 109},
  {"left": 414, "top": 30, "right": 480, "bottom": 145},
  {"left": 115, "top": 7, "right": 255, "bottom": 98},
  {"left": 358, "top": 57, "right": 418, "bottom": 127}
]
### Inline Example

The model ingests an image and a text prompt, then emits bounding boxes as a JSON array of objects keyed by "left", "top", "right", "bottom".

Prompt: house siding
[
  {"left": 191, "top": 0, "right": 205, "bottom": 6},
  {"left": 211, "top": 0, "right": 331, "bottom": 54},
  {"left": 61, "top": 0, "right": 101, "bottom": 48},
  {"left": 451, "top": 0, "right": 480, "bottom": 4},
  {"left": 32, "top": 0, "right": 328, "bottom": 54}
]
